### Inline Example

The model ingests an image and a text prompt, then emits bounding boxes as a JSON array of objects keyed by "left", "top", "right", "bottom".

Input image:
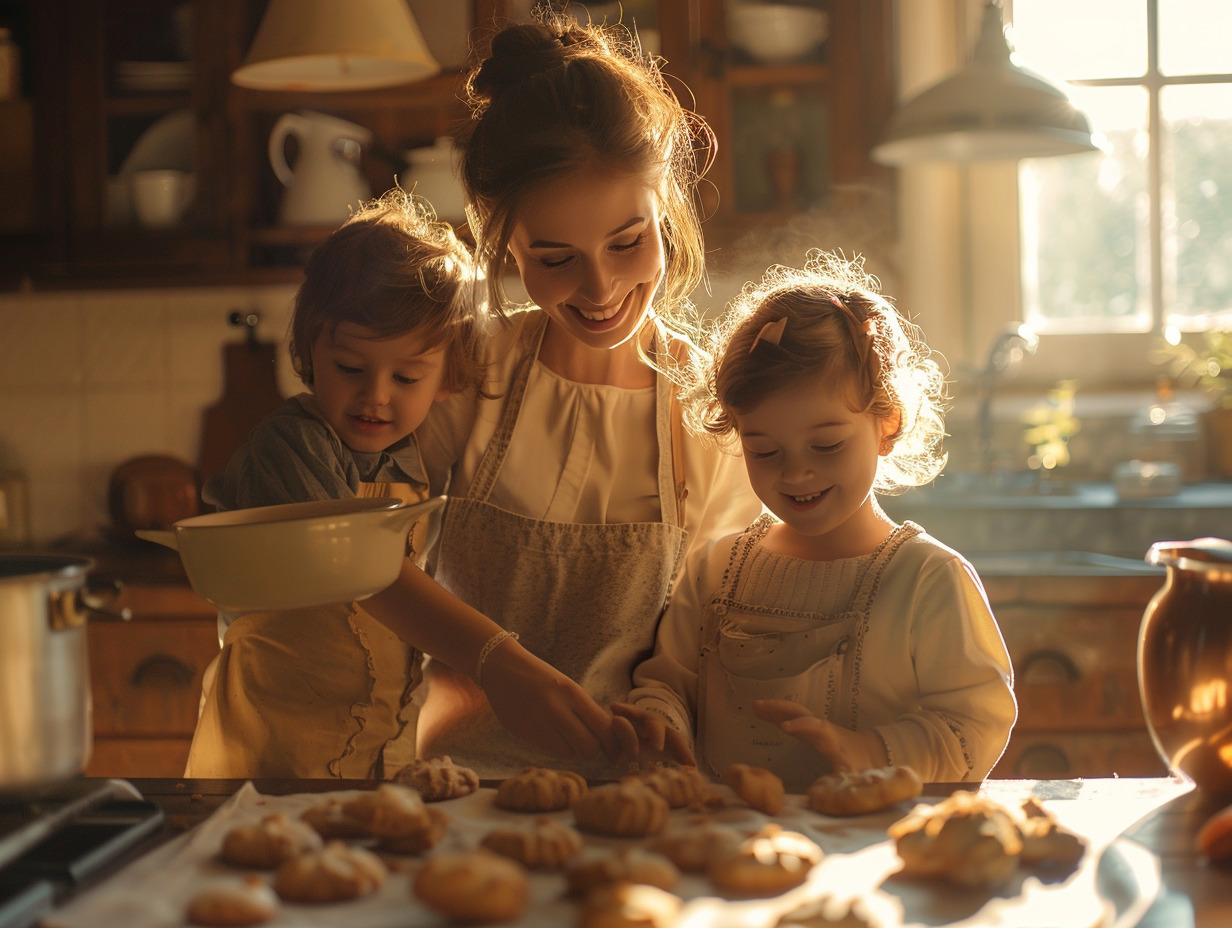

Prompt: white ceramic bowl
[
  {"left": 728, "top": 4, "right": 830, "bottom": 64},
  {"left": 137, "top": 496, "right": 445, "bottom": 613}
]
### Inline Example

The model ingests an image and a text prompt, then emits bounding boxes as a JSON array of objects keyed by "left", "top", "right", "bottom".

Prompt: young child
[
  {"left": 620, "top": 251, "right": 1017, "bottom": 790},
  {"left": 185, "top": 189, "right": 488, "bottom": 778}
]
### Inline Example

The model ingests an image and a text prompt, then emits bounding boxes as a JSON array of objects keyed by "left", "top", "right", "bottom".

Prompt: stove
[{"left": 0, "top": 779, "right": 163, "bottom": 928}]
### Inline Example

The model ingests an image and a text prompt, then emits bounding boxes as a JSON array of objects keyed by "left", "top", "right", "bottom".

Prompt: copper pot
[
  {"left": 108, "top": 454, "right": 200, "bottom": 535},
  {"left": 1138, "top": 538, "right": 1232, "bottom": 797}
]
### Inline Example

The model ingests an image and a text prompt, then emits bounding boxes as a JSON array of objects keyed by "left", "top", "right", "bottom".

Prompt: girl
[
  {"left": 186, "top": 190, "right": 610, "bottom": 777},
  {"left": 621, "top": 251, "right": 1017, "bottom": 790},
  {"left": 410, "top": 15, "right": 763, "bottom": 777}
]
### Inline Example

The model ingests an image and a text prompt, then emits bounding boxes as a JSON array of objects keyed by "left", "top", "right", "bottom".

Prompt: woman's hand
[
  {"left": 752, "top": 699, "right": 887, "bottom": 773},
  {"left": 480, "top": 640, "right": 624, "bottom": 761},
  {"left": 610, "top": 702, "right": 696, "bottom": 767}
]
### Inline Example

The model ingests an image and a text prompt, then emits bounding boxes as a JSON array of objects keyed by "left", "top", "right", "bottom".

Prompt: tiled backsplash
[{"left": 0, "top": 286, "right": 300, "bottom": 545}]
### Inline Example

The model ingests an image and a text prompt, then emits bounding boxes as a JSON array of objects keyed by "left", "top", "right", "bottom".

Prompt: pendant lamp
[
  {"left": 873, "top": 1, "right": 1099, "bottom": 164},
  {"left": 232, "top": 0, "right": 441, "bottom": 92}
]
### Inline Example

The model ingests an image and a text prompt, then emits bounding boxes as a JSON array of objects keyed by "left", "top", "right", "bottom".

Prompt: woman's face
[
  {"left": 508, "top": 164, "right": 665, "bottom": 353},
  {"left": 310, "top": 323, "right": 450, "bottom": 454}
]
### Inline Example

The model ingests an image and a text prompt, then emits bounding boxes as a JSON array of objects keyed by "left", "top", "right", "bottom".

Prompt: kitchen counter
[{"left": 45, "top": 775, "right": 1232, "bottom": 928}]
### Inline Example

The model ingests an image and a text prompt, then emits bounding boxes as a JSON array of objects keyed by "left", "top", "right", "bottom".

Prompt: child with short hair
[
  {"left": 186, "top": 190, "right": 489, "bottom": 778},
  {"left": 619, "top": 251, "right": 1017, "bottom": 790}
]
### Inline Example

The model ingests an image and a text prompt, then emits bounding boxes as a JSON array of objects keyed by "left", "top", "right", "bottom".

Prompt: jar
[
  {"left": 1138, "top": 538, "right": 1232, "bottom": 797},
  {"left": 0, "top": 27, "right": 20, "bottom": 100},
  {"left": 1130, "top": 380, "right": 1202, "bottom": 482}
]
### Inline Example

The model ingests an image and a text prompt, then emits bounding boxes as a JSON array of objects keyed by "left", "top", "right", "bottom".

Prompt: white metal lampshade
[
  {"left": 232, "top": 0, "right": 441, "bottom": 92},
  {"left": 873, "top": 1, "right": 1099, "bottom": 164}
]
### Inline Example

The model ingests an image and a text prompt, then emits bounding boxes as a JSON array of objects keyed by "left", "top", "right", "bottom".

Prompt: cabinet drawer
[
  {"left": 85, "top": 736, "right": 192, "bottom": 779},
  {"left": 997, "top": 604, "right": 1144, "bottom": 731},
  {"left": 88, "top": 617, "right": 218, "bottom": 737},
  {"left": 992, "top": 730, "right": 1167, "bottom": 779}
]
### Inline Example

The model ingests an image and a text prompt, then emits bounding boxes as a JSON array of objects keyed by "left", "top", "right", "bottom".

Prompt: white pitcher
[{"left": 268, "top": 110, "right": 372, "bottom": 225}]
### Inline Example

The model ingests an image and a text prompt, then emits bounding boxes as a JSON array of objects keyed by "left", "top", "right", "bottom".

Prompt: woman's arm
[{"left": 363, "top": 560, "right": 624, "bottom": 762}]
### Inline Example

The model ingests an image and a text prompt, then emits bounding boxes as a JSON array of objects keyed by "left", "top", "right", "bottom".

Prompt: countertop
[{"left": 50, "top": 775, "right": 1232, "bottom": 928}]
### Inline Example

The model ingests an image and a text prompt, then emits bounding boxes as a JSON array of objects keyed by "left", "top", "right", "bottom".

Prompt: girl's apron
[
  {"left": 184, "top": 479, "right": 430, "bottom": 780},
  {"left": 418, "top": 314, "right": 688, "bottom": 779},
  {"left": 697, "top": 516, "right": 918, "bottom": 792}
]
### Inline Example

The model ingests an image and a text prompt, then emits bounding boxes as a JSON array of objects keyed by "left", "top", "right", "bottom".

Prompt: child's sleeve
[
  {"left": 875, "top": 556, "right": 1018, "bottom": 782},
  {"left": 204, "top": 399, "right": 357, "bottom": 510},
  {"left": 627, "top": 539, "right": 728, "bottom": 751}
]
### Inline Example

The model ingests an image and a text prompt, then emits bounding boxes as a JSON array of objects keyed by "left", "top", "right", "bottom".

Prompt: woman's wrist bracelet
[{"left": 475, "top": 629, "right": 520, "bottom": 687}]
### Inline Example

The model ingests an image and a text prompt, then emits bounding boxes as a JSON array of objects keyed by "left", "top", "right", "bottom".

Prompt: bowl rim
[{"left": 174, "top": 497, "right": 404, "bottom": 530}]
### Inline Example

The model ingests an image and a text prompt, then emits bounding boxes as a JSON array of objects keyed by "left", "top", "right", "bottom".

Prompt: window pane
[
  {"left": 1161, "top": 83, "right": 1232, "bottom": 327},
  {"left": 1159, "top": 0, "right": 1232, "bottom": 77},
  {"left": 1019, "top": 87, "right": 1149, "bottom": 332},
  {"left": 1010, "top": 0, "right": 1146, "bottom": 80}
]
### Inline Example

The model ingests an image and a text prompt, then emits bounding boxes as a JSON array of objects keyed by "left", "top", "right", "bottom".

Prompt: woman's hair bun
[{"left": 472, "top": 22, "right": 581, "bottom": 102}]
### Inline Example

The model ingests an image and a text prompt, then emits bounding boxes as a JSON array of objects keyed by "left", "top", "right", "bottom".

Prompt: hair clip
[{"left": 749, "top": 317, "right": 787, "bottom": 353}]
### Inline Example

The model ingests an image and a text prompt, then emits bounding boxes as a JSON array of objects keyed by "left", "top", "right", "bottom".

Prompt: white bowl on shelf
[{"left": 728, "top": 3, "right": 830, "bottom": 64}]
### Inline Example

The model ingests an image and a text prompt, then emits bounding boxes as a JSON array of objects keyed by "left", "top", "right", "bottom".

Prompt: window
[{"left": 1010, "top": 0, "right": 1232, "bottom": 335}]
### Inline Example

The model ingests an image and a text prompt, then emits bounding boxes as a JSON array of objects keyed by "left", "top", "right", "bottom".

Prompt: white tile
[
  {"left": 82, "top": 293, "right": 169, "bottom": 387},
  {"left": 0, "top": 295, "right": 86, "bottom": 388},
  {"left": 82, "top": 389, "right": 174, "bottom": 465}
]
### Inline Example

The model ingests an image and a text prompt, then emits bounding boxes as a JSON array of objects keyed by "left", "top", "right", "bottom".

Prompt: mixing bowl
[{"left": 137, "top": 496, "right": 445, "bottom": 613}]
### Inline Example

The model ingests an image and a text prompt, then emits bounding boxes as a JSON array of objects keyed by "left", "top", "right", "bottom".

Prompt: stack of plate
[{"left": 115, "top": 61, "right": 193, "bottom": 93}]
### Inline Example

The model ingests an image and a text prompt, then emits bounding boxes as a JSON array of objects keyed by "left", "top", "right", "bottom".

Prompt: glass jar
[{"left": 1130, "top": 379, "right": 1202, "bottom": 483}]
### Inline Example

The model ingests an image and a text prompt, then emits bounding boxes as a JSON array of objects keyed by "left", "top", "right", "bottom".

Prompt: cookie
[
  {"left": 708, "top": 824, "right": 823, "bottom": 898},
  {"left": 806, "top": 765, "right": 923, "bottom": 817},
  {"left": 480, "top": 817, "right": 585, "bottom": 870},
  {"left": 648, "top": 816, "right": 743, "bottom": 873},
  {"left": 300, "top": 798, "right": 372, "bottom": 840},
  {"left": 413, "top": 849, "right": 529, "bottom": 923},
  {"left": 185, "top": 875, "right": 278, "bottom": 927},
  {"left": 495, "top": 766, "right": 588, "bottom": 812},
  {"left": 1015, "top": 797, "right": 1085, "bottom": 869},
  {"left": 634, "top": 764, "right": 709, "bottom": 809},
  {"left": 565, "top": 847, "right": 680, "bottom": 896},
  {"left": 578, "top": 881, "right": 683, "bottom": 928},
  {"left": 271, "top": 841, "right": 387, "bottom": 903},
  {"left": 219, "top": 814, "right": 323, "bottom": 869},
  {"left": 573, "top": 779, "right": 670, "bottom": 837},
  {"left": 340, "top": 783, "right": 431, "bottom": 839},
  {"left": 376, "top": 805, "right": 451, "bottom": 855},
  {"left": 887, "top": 790, "right": 1023, "bottom": 888},
  {"left": 725, "top": 763, "right": 786, "bottom": 816},
  {"left": 394, "top": 754, "right": 480, "bottom": 801}
]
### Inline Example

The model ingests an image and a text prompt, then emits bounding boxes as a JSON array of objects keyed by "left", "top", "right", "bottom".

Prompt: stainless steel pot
[{"left": 0, "top": 555, "right": 93, "bottom": 790}]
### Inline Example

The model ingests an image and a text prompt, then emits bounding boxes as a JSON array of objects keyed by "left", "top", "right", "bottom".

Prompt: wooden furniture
[
  {"left": 986, "top": 571, "right": 1168, "bottom": 780},
  {"left": 84, "top": 579, "right": 217, "bottom": 778},
  {"left": 79, "top": 776, "right": 1232, "bottom": 928},
  {"left": 0, "top": 0, "right": 891, "bottom": 289}
]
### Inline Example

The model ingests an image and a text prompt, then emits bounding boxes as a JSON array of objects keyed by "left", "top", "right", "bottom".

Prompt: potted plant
[{"left": 1153, "top": 330, "right": 1232, "bottom": 477}]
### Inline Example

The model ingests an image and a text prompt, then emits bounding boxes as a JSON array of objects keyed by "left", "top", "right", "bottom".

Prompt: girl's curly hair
[{"left": 691, "top": 250, "right": 949, "bottom": 495}]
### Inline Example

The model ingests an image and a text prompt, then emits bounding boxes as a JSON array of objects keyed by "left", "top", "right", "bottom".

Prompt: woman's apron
[
  {"left": 184, "top": 479, "right": 430, "bottom": 780},
  {"left": 697, "top": 516, "right": 918, "bottom": 792},
  {"left": 418, "top": 315, "right": 688, "bottom": 779}
]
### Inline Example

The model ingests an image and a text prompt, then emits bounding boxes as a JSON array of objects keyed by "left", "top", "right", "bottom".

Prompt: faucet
[{"left": 975, "top": 323, "right": 1039, "bottom": 474}]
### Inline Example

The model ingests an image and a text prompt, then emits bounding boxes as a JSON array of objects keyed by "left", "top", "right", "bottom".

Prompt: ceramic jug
[
  {"left": 1139, "top": 537, "right": 1232, "bottom": 797},
  {"left": 268, "top": 110, "right": 372, "bottom": 225}
]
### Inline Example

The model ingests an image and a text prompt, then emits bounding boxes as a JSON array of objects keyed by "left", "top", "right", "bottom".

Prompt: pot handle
[{"left": 135, "top": 528, "right": 178, "bottom": 550}]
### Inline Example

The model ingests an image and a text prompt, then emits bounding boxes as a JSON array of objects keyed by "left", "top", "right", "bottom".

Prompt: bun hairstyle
[
  {"left": 289, "top": 188, "right": 484, "bottom": 394},
  {"left": 460, "top": 14, "right": 713, "bottom": 323},
  {"left": 695, "top": 251, "right": 949, "bottom": 494}
]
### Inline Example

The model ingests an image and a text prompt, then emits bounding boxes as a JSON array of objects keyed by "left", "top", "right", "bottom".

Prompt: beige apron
[
  {"left": 418, "top": 315, "right": 688, "bottom": 779},
  {"left": 697, "top": 516, "right": 919, "bottom": 792},
  {"left": 184, "top": 479, "right": 429, "bottom": 780}
]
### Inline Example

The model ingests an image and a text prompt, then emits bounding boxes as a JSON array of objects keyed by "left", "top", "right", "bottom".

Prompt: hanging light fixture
[
  {"left": 232, "top": 0, "right": 441, "bottom": 92},
  {"left": 873, "top": 0, "right": 1100, "bottom": 164}
]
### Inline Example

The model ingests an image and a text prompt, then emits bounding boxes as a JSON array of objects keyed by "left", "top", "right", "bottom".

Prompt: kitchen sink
[{"left": 969, "top": 549, "right": 1164, "bottom": 577}]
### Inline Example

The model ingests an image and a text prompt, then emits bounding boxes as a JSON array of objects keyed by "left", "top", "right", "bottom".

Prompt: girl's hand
[
  {"left": 610, "top": 702, "right": 696, "bottom": 767},
  {"left": 752, "top": 699, "right": 887, "bottom": 773},
  {"left": 480, "top": 640, "right": 624, "bottom": 761}
]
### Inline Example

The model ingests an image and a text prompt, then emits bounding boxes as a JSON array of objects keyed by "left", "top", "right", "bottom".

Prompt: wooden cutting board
[{"left": 197, "top": 340, "right": 286, "bottom": 488}]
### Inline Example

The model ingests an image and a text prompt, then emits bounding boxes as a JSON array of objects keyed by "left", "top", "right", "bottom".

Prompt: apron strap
[{"left": 663, "top": 336, "right": 689, "bottom": 529}]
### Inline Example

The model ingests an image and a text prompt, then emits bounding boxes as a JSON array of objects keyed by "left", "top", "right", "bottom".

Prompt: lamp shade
[
  {"left": 873, "top": 1, "right": 1099, "bottom": 164},
  {"left": 232, "top": 0, "right": 441, "bottom": 91}
]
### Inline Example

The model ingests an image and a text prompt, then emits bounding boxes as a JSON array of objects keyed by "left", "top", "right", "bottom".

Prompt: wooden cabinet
[
  {"left": 985, "top": 572, "right": 1169, "bottom": 780},
  {"left": 0, "top": 0, "right": 891, "bottom": 288},
  {"left": 85, "top": 581, "right": 218, "bottom": 778}
]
